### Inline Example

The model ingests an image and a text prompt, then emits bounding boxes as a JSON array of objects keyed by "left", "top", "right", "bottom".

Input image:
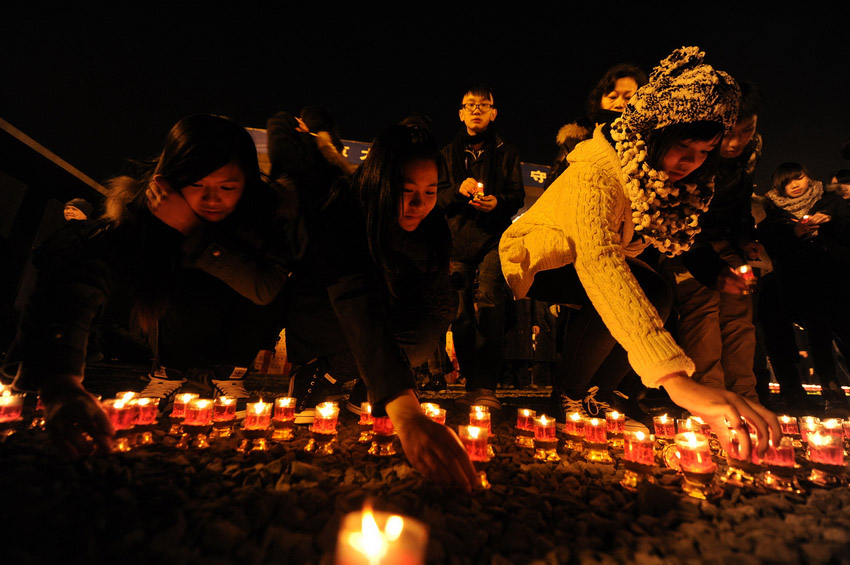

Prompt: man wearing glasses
[{"left": 438, "top": 84, "right": 525, "bottom": 409}]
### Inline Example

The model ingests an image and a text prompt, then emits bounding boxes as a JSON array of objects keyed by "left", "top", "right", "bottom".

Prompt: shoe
[
  {"left": 610, "top": 390, "right": 654, "bottom": 429},
  {"left": 288, "top": 360, "right": 344, "bottom": 424},
  {"left": 139, "top": 371, "right": 186, "bottom": 399},
  {"left": 455, "top": 388, "right": 501, "bottom": 410},
  {"left": 345, "top": 379, "right": 368, "bottom": 415},
  {"left": 211, "top": 366, "right": 251, "bottom": 399},
  {"left": 582, "top": 386, "right": 611, "bottom": 417}
]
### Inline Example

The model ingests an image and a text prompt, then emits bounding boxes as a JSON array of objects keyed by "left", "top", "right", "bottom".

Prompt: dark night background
[{"left": 2, "top": 5, "right": 848, "bottom": 194}]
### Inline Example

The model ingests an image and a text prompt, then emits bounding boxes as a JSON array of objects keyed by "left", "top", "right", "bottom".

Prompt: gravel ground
[{"left": 2, "top": 362, "right": 850, "bottom": 564}]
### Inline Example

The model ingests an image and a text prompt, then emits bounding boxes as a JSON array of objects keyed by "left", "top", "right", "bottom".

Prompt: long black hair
[{"left": 334, "top": 124, "right": 444, "bottom": 295}]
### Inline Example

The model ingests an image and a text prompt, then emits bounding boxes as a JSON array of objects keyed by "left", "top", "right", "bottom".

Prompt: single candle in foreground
[{"left": 335, "top": 507, "right": 428, "bottom": 565}]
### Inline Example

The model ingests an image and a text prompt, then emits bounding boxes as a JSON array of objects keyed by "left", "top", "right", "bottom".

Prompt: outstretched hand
[
  {"left": 386, "top": 391, "right": 478, "bottom": 491},
  {"left": 661, "top": 374, "right": 781, "bottom": 461},
  {"left": 40, "top": 374, "right": 114, "bottom": 457}
]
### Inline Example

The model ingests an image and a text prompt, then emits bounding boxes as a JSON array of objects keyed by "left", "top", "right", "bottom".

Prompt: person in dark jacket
[
  {"left": 438, "top": 83, "right": 525, "bottom": 409},
  {"left": 285, "top": 123, "right": 476, "bottom": 489},
  {"left": 758, "top": 162, "right": 850, "bottom": 416},
  {"left": 1, "top": 114, "right": 293, "bottom": 455},
  {"left": 661, "top": 82, "right": 765, "bottom": 403}
]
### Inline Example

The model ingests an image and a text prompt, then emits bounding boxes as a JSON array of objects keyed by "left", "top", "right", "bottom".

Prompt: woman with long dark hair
[
  {"left": 284, "top": 123, "right": 477, "bottom": 489},
  {"left": 3, "top": 114, "right": 292, "bottom": 455},
  {"left": 501, "top": 47, "right": 780, "bottom": 457}
]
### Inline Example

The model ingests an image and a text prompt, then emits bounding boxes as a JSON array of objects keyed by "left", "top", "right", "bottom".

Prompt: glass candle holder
[
  {"left": 821, "top": 419, "right": 845, "bottom": 440},
  {"left": 103, "top": 398, "right": 139, "bottom": 452},
  {"left": 177, "top": 398, "right": 214, "bottom": 449},
  {"left": 469, "top": 406, "right": 494, "bottom": 458},
  {"left": 368, "top": 416, "right": 397, "bottom": 457},
  {"left": 130, "top": 397, "right": 158, "bottom": 445},
  {"left": 605, "top": 411, "right": 625, "bottom": 448},
  {"left": 271, "top": 397, "right": 296, "bottom": 442},
  {"left": 305, "top": 401, "right": 338, "bottom": 455},
  {"left": 563, "top": 412, "right": 585, "bottom": 452},
  {"left": 620, "top": 430, "right": 656, "bottom": 490},
  {"left": 778, "top": 415, "right": 800, "bottom": 436},
  {"left": 240, "top": 400, "right": 272, "bottom": 452},
  {"left": 421, "top": 403, "right": 446, "bottom": 425},
  {"left": 722, "top": 429, "right": 762, "bottom": 488},
  {"left": 169, "top": 393, "right": 199, "bottom": 434},
  {"left": 675, "top": 432, "right": 721, "bottom": 500},
  {"left": 336, "top": 508, "right": 429, "bottom": 565},
  {"left": 584, "top": 417, "right": 613, "bottom": 463},
  {"left": 0, "top": 393, "right": 25, "bottom": 440},
  {"left": 356, "top": 402, "right": 374, "bottom": 443},
  {"left": 515, "top": 408, "right": 536, "bottom": 448},
  {"left": 653, "top": 414, "right": 676, "bottom": 441},
  {"left": 800, "top": 416, "right": 821, "bottom": 444},
  {"left": 760, "top": 436, "right": 803, "bottom": 493},
  {"left": 533, "top": 415, "right": 560, "bottom": 461},
  {"left": 458, "top": 425, "right": 491, "bottom": 489},
  {"left": 807, "top": 431, "right": 846, "bottom": 487}
]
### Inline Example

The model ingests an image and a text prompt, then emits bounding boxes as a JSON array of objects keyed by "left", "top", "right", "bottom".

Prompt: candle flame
[
  {"left": 659, "top": 414, "right": 668, "bottom": 423},
  {"left": 194, "top": 399, "right": 210, "bottom": 409},
  {"left": 317, "top": 402, "right": 337, "bottom": 418},
  {"left": 467, "top": 426, "right": 482, "bottom": 439},
  {"left": 539, "top": 415, "right": 549, "bottom": 426},
  {"left": 134, "top": 397, "right": 151, "bottom": 406},
  {"left": 589, "top": 418, "right": 600, "bottom": 426},
  {"left": 635, "top": 431, "right": 646, "bottom": 441},
  {"left": 683, "top": 431, "right": 698, "bottom": 447},
  {"left": 350, "top": 510, "right": 388, "bottom": 561},
  {"left": 385, "top": 515, "right": 404, "bottom": 541},
  {"left": 823, "top": 419, "right": 841, "bottom": 429},
  {"left": 780, "top": 415, "right": 792, "bottom": 423},
  {"left": 521, "top": 409, "right": 532, "bottom": 417},
  {"left": 119, "top": 391, "right": 136, "bottom": 402},
  {"left": 251, "top": 402, "right": 267, "bottom": 415},
  {"left": 607, "top": 411, "right": 620, "bottom": 419},
  {"left": 568, "top": 412, "right": 582, "bottom": 422}
]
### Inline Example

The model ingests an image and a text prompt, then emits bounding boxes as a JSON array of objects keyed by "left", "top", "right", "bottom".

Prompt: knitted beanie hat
[
  {"left": 621, "top": 46, "right": 740, "bottom": 136},
  {"left": 65, "top": 198, "right": 93, "bottom": 218}
]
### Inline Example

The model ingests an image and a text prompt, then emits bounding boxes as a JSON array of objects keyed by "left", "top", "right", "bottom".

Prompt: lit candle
[
  {"left": 563, "top": 412, "right": 585, "bottom": 437},
  {"left": 171, "top": 393, "right": 199, "bottom": 419},
  {"left": 458, "top": 425, "right": 489, "bottom": 462},
  {"left": 821, "top": 419, "right": 844, "bottom": 440},
  {"left": 0, "top": 393, "right": 25, "bottom": 423},
  {"left": 800, "top": 417, "right": 820, "bottom": 443},
  {"left": 808, "top": 431, "right": 845, "bottom": 467},
  {"left": 311, "top": 401, "right": 339, "bottom": 435},
  {"left": 534, "top": 415, "right": 556, "bottom": 442},
  {"left": 358, "top": 402, "right": 373, "bottom": 426},
  {"left": 102, "top": 398, "right": 138, "bottom": 430},
  {"left": 215, "top": 397, "right": 238, "bottom": 422},
  {"left": 272, "top": 397, "right": 294, "bottom": 422},
  {"left": 584, "top": 417, "right": 607, "bottom": 445},
  {"left": 336, "top": 507, "right": 428, "bottom": 565},
  {"left": 131, "top": 397, "right": 158, "bottom": 426},
  {"left": 517, "top": 408, "right": 536, "bottom": 431},
  {"left": 244, "top": 400, "right": 272, "bottom": 430},
  {"left": 778, "top": 415, "right": 799, "bottom": 436},
  {"left": 653, "top": 414, "right": 676, "bottom": 440},
  {"left": 421, "top": 403, "right": 446, "bottom": 425},
  {"left": 675, "top": 432, "right": 716, "bottom": 474},
  {"left": 115, "top": 391, "right": 137, "bottom": 403},
  {"left": 762, "top": 436, "right": 796, "bottom": 468},
  {"left": 728, "top": 429, "right": 761, "bottom": 465},
  {"left": 605, "top": 411, "right": 624, "bottom": 435},
  {"left": 734, "top": 264, "right": 756, "bottom": 288},
  {"left": 623, "top": 430, "right": 655, "bottom": 466},
  {"left": 469, "top": 406, "right": 491, "bottom": 435},
  {"left": 183, "top": 398, "right": 213, "bottom": 426}
]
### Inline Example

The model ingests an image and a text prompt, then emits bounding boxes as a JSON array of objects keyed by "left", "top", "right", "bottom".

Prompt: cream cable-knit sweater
[{"left": 499, "top": 127, "right": 695, "bottom": 388}]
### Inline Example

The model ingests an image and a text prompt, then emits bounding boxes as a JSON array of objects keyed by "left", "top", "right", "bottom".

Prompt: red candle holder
[
  {"left": 807, "top": 431, "right": 846, "bottom": 487},
  {"left": 653, "top": 414, "right": 676, "bottom": 441},
  {"left": 584, "top": 417, "right": 613, "bottom": 463},
  {"left": 168, "top": 393, "right": 199, "bottom": 435},
  {"left": 563, "top": 412, "right": 585, "bottom": 452},
  {"left": 305, "top": 401, "right": 338, "bottom": 455},
  {"left": 240, "top": 400, "right": 272, "bottom": 452},
  {"left": 130, "top": 397, "right": 158, "bottom": 445},
  {"left": 533, "top": 415, "right": 560, "bottom": 461},
  {"left": 469, "top": 406, "right": 495, "bottom": 458},
  {"left": 0, "top": 393, "right": 25, "bottom": 440},
  {"left": 459, "top": 425, "right": 491, "bottom": 489},
  {"left": 271, "top": 397, "right": 296, "bottom": 442},
  {"left": 208, "top": 396, "right": 238, "bottom": 439},
  {"left": 620, "top": 430, "right": 656, "bottom": 490},
  {"left": 369, "top": 416, "right": 397, "bottom": 457},
  {"left": 722, "top": 429, "right": 762, "bottom": 488},
  {"left": 515, "top": 408, "right": 536, "bottom": 448},
  {"left": 800, "top": 417, "right": 821, "bottom": 445},
  {"left": 177, "top": 398, "right": 214, "bottom": 449},
  {"left": 605, "top": 411, "right": 625, "bottom": 448},
  {"left": 103, "top": 398, "right": 139, "bottom": 452},
  {"left": 760, "top": 436, "right": 803, "bottom": 493},
  {"left": 675, "top": 432, "right": 721, "bottom": 500},
  {"left": 421, "top": 403, "right": 446, "bottom": 425}
]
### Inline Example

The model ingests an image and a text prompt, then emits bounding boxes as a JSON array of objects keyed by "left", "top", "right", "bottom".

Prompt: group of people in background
[{"left": 7, "top": 45, "right": 850, "bottom": 491}]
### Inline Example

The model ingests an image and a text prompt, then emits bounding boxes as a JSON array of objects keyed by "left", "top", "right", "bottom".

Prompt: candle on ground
[
  {"left": 458, "top": 425, "right": 489, "bottom": 462},
  {"left": 311, "top": 401, "right": 339, "bottom": 434},
  {"left": 653, "top": 414, "right": 676, "bottom": 439},
  {"left": 623, "top": 430, "right": 655, "bottom": 466},
  {"left": 244, "top": 400, "right": 272, "bottom": 430},
  {"left": 675, "top": 432, "right": 716, "bottom": 474}
]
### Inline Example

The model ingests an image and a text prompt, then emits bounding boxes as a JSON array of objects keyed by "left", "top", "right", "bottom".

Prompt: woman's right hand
[
  {"left": 793, "top": 213, "right": 830, "bottom": 239},
  {"left": 386, "top": 390, "right": 478, "bottom": 491},
  {"left": 660, "top": 373, "right": 781, "bottom": 461},
  {"left": 40, "top": 374, "right": 114, "bottom": 457}
]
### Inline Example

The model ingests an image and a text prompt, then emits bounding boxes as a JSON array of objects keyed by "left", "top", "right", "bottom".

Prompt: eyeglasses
[{"left": 461, "top": 103, "right": 493, "bottom": 112}]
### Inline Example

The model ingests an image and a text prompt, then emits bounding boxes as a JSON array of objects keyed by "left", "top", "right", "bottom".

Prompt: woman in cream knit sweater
[{"left": 500, "top": 47, "right": 779, "bottom": 459}]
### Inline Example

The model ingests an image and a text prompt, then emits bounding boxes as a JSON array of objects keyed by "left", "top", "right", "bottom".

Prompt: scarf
[{"left": 766, "top": 180, "right": 824, "bottom": 219}]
